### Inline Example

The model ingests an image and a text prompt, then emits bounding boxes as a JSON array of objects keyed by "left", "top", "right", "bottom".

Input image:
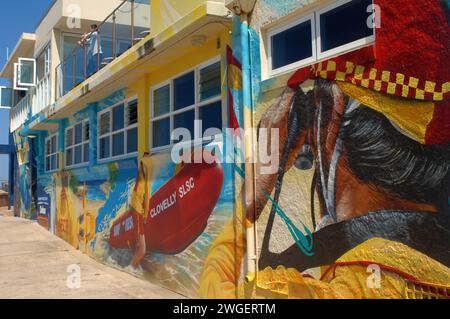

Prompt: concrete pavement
[{"left": 0, "top": 215, "right": 185, "bottom": 299}]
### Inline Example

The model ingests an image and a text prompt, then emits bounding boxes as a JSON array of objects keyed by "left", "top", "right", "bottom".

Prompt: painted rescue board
[{"left": 109, "top": 161, "right": 224, "bottom": 254}]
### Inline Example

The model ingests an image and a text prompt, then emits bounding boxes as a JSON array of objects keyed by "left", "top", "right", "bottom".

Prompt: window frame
[
  {"left": 267, "top": 12, "right": 317, "bottom": 77},
  {"left": 45, "top": 132, "right": 60, "bottom": 173},
  {"left": 150, "top": 56, "right": 224, "bottom": 153},
  {"left": 266, "top": 0, "right": 375, "bottom": 78},
  {"left": 13, "top": 63, "right": 29, "bottom": 91},
  {"left": 65, "top": 119, "right": 90, "bottom": 169},
  {"left": 17, "top": 58, "right": 37, "bottom": 87},
  {"left": 316, "top": 0, "right": 376, "bottom": 60},
  {"left": 97, "top": 96, "right": 139, "bottom": 163},
  {"left": 35, "top": 42, "right": 52, "bottom": 81}
]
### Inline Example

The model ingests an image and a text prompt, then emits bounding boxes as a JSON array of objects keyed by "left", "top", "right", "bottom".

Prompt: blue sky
[{"left": 0, "top": 0, "right": 53, "bottom": 181}]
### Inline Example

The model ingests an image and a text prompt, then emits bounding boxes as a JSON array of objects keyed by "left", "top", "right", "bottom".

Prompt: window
[
  {"left": 268, "top": 14, "right": 316, "bottom": 73},
  {"left": 151, "top": 58, "right": 223, "bottom": 150},
  {"left": 13, "top": 58, "right": 37, "bottom": 91},
  {"left": 36, "top": 44, "right": 51, "bottom": 81},
  {"left": 65, "top": 120, "right": 90, "bottom": 168},
  {"left": 267, "top": 0, "right": 374, "bottom": 76},
  {"left": 45, "top": 133, "right": 59, "bottom": 172},
  {"left": 98, "top": 98, "right": 138, "bottom": 161},
  {"left": 0, "top": 86, "right": 12, "bottom": 108}
]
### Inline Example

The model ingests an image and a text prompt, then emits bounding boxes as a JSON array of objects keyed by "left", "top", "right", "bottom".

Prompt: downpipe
[{"left": 240, "top": 13, "right": 258, "bottom": 284}]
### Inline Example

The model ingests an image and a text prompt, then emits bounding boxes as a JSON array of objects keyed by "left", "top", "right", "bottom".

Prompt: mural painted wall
[
  {"left": 11, "top": 0, "right": 450, "bottom": 300},
  {"left": 199, "top": 0, "right": 450, "bottom": 299},
  {"left": 12, "top": 132, "right": 33, "bottom": 220},
  {"left": 252, "top": 0, "right": 450, "bottom": 298},
  {"left": 24, "top": 94, "right": 237, "bottom": 299},
  {"left": 26, "top": 81, "right": 238, "bottom": 298}
]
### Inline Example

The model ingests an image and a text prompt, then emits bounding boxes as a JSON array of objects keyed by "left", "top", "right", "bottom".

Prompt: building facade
[{"left": 1, "top": 0, "right": 449, "bottom": 299}]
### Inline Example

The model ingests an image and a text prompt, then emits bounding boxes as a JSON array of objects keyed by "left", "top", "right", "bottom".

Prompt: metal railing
[
  {"left": 55, "top": 0, "right": 151, "bottom": 100},
  {"left": 9, "top": 0, "right": 150, "bottom": 133}
]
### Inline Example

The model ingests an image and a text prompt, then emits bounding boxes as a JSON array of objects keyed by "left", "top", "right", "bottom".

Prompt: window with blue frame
[
  {"left": 151, "top": 58, "right": 223, "bottom": 150},
  {"left": 65, "top": 120, "right": 89, "bottom": 167},
  {"left": 98, "top": 98, "right": 138, "bottom": 161}
]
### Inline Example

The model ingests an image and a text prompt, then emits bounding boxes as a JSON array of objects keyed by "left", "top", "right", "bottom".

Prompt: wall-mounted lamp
[{"left": 225, "top": 0, "right": 257, "bottom": 15}]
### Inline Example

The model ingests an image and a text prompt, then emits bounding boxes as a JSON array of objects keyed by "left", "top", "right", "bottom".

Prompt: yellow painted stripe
[{"left": 338, "top": 82, "right": 434, "bottom": 144}]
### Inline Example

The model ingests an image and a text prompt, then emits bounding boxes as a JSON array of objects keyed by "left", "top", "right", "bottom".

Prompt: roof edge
[{"left": 0, "top": 33, "right": 36, "bottom": 78}]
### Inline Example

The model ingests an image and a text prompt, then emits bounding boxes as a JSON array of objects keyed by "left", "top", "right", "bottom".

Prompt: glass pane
[
  {"left": 66, "top": 129, "right": 73, "bottom": 147},
  {"left": 83, "top": 142, "right": 89, "bottom": 163},
  {"left": 174, "top": 71, "right": 195, "bottom": 110},
  {"left": 174, "top": 110, "right": 195, "bottom": 142},
  {"left": 134, "top": 0, "right": 151, "bottom": 44},
  {"left": 61, "top": 45, "right": 84, "bottom": 93},
  {"left": 112, "top": 104, "right": 125, "bottom": 131},
  {"left": 154, "top": 85, "right": 170, "bottom": 117},
  {"left": 200, "top": 62, "right": 221, "bottom": 101},
  {"left": 99, "top": 15, "right": 113, "bottom": 63},
  {"left": 74, "top": 123, "right": 83, "bottom": 144},
  {"left": 112, "top": 132, "right": 125, "bottom": 156},
  {"left": 114, "top": 0, "right": 132, "bottom": 57},
  {"left": 51, "top": 154, "right": 57, "bottom": 171},
  {"left": 99, "top": 112, "right": 111, "bottom": 135},
  {"left": 100, "top": 136, "right": 110, "bottom": 159},
  {"left": 84, "top": 122, "right": 90, "bottom": 140},
  {"left": 74, "top": 145, "right": 83, "bottom": 164},
  {"left": 0, "top": 87, "right": 12, "bottom": 107},
  {"left": 46, "top": 157, "right": 50, "bottom": 171},
  {"left": 272, "top": 20, "right": 313, "bottom": 70},
  {"left": 46, "top": 140, "right": 50, "bottom": 155},
  {"left": 127, "top": 127, "right": 138, "bottom": 153},
  {"left": 320, "top": 0, "right": 374, "bottom": 52},
  {"left": 200, "top": 101, "right": 222, "bottom": 137},
  {"left": 66, "top": 148, "right": 73, "bottom": 166},
  {"left": 152, "top": 118, "right": 170, "bottom": 148},
  {"left": 127, "top": 100, "right": 138, "bottom": 126},
  {"left": 51, "top": 136, "right": 57, "bottom": 153},
  {"left": 19, "top": 60, "right": 34, "bottom": 85}
]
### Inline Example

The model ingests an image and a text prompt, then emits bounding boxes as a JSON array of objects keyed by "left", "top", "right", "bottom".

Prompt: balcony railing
[
  {"left": 55, "top": 0, "right": 151, "bottom": 100},
  {"left": 9, "top": 0, "right": 150, "bottom": 133},
  {"left": 32, "top": 73, "right": 51, "bottom": 117},
  {"left": 10, "top": 93, "right": 31, "bottom": 132},
  {"left": 9, "top": 72, "right": 51, "bottom": 132}
]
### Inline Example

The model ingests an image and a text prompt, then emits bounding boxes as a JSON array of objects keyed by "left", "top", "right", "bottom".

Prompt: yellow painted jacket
[
  {"left": 130, "top": 157, "right": 184, "bottom": 219},
  {"left": 199, "top": 211, "right": 450, "bottom": 299},
  {"left": 56, "top": 182, "right": 79, "bottom": 248},
  {"left": 130, "top": 157, "right": 154, "bottom": 219}
]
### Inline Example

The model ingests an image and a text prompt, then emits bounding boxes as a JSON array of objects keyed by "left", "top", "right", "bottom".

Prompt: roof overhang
[{"left": 0, "top": 33, "right": 36, "bottom": 79}]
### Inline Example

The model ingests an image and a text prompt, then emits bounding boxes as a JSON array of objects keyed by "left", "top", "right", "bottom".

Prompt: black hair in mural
[
  {"left": 259, "top": 79, "right": 450, "bottom": 272},
  {"left": 311, "top": 79, "right": 450, "bottom": 210},
  {"left": 344, "top": 106, "right": 450, "bottom": 208}
]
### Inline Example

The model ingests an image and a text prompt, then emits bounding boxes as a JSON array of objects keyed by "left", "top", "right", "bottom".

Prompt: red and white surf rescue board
[{"left": 109, "top": 160, "right": 224, "bottom": 254}]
